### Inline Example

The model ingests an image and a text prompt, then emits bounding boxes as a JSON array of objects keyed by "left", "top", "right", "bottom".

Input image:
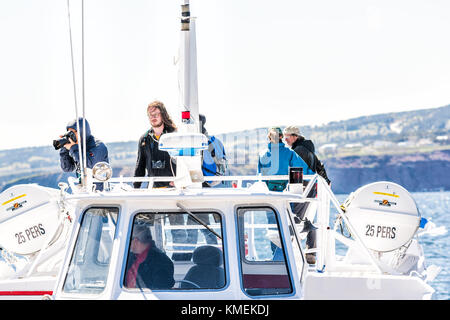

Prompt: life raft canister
[
  {"left": 343, "top": 181, "right": 421, "bottom": 252},
  {"left": 0, "top": 184, "right": 62, "bottom": 255}
]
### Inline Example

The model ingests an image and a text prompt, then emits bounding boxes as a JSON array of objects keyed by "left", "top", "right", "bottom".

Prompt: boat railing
[
  {"left": 295, "top": 175, "right": 384, "bottom": 274},
  {"left": 69, "top": 174, "right": 317, "bottom": 193}
]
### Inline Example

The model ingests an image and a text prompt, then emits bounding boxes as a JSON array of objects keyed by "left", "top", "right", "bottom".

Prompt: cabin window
[
  {"left": 237, "top": 207, "right": 293, "bottom": 296},
  {"left": 62, "top": 207, "right": 119, "bottom": 295},
  {"left": 123, "top": 212, "right": 225, "bottom": 291}
]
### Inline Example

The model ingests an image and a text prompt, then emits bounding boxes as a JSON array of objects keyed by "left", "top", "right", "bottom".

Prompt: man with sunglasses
[{"left": 133, "top": 100, "right": 177, "bottom": 188}]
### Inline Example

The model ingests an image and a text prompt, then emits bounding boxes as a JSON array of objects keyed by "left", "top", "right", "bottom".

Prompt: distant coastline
[{"left": 0, "top": 105, "right": 449, "bottom": 194}]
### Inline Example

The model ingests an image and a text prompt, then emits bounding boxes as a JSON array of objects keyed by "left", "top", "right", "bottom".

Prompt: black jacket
[
  {"left": 292, "top": 137, "right": 331, "bottom": 184},
  {"left": 133, "top": 128, "right": 176, "bottom": 188},
  {"left": 126, "top": 241, "right": 175, "bottom": 290},
  {"left": 292, "top": 137, "right": 316, "bottom": 171}
]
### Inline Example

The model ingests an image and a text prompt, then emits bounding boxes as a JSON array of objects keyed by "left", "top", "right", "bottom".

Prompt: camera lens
[
  {"left": 53, "top": 138, "right": 68, "bottom": 150},
  {"left": 68, "top": 131, "right": 77, "bottom": 143},
  {"left": 53, "top": 139, "right": 61, "bottom": 150},
  {"left": 53, "top": 131, "right": 75, "bottom": 150}
]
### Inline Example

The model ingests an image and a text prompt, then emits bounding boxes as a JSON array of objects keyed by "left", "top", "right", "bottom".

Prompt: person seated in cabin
[
  {"left": 257, "top": 126, "right": 314, "bottom": 192},
  {"left": 133, "top": 100, "right": 177, "bottom": 189},
  {"left": 58, "top": 117, "right": 109, "bottom": 190},
  {"left": 125, "top": 224, "right": 175, "bottom": 290}
]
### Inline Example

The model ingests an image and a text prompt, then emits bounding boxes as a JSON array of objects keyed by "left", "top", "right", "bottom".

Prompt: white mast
[
  {"left": 178, "top": 0, "right": 200, "bottom": 133},
  {"left": 160, "top": 0, "right": 207, "bottom": 188}
]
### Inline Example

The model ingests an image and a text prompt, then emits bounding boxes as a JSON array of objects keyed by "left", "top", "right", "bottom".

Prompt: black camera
[
  {"left": 53, "top": 131, "right": 77, "bottom": 150},
  {"left": 151, "top": 160, "right": 165, "bottom": 169}
]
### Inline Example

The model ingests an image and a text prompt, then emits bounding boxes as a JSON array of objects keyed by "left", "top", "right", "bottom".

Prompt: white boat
[{"left": 0, "top": 0, "right": 443, "bottom": 300}]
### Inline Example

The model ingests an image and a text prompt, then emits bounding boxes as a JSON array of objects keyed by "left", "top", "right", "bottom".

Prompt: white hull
[
  {"left": 304, "top": 272, "right": 434, "bottom": 300},
  {"left": 0, "top": 277, "right": 55, "bottom": 300}
]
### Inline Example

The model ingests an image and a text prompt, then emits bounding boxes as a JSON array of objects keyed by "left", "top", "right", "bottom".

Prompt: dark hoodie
[
  {"left": 59, "top": 117, "right": 109, "bottom": 173},
  {"left": 291, "top": 137, "right": 331, "bottom": 184},
  {"left": 291, "top": 137, "right": 316, "bottom": 171}
]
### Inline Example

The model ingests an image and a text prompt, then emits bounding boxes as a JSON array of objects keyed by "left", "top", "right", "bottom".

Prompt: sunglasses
[{"left": 148, "top": 112, "right": 161, "bottom": 119}]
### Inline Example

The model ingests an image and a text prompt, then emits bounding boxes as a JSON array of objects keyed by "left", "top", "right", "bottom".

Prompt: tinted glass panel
[
  {"left": 63, "top": 207, "right": 118, "bottom": 294},
  {"left": 124, "top": 212, "right": 225, "bottom": 291}
]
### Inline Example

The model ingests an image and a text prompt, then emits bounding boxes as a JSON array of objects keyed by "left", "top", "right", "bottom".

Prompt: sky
[{"left": 0, "top": 0, "right": 449, "bottom": 151}]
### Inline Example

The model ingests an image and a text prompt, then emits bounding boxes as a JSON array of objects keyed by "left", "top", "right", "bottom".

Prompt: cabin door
[{"left": 236, "top": 207, "right": 294, "bottom": 297}]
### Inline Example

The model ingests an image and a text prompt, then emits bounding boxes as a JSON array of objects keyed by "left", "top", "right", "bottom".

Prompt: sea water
[
  {"left": 411, "top": 191, "right": 449, "bottom": 300},
  {"left": 334, "top": 191, "right": 450, "bottom": 300}
]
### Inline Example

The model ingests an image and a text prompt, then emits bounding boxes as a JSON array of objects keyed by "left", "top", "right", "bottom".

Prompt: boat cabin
[{"left": 52, "top": 178, "right": 312, "bottom": 300}]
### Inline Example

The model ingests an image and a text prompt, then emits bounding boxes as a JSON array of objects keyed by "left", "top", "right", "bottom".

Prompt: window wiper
[
  {"left": 136, "top": 273, "right": 148, "bottom": 300},
  {"left": 176, "top": 202, "right": 222, "bottom": 240}
]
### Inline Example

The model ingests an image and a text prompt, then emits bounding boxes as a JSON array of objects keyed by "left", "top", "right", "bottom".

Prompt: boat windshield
[
  {"left": 123, "top": 212, "right": 225, "bottom": 291},
  {"left": 62, "top": 207, "right": 119, "bottom": 295}
]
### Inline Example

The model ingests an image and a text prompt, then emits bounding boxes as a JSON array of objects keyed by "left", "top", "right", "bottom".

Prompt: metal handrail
[
  {"left": 94, "top": 174, "right": 316, "bottom": 183},
  {"left": 314, "top": 176, "right": 384, "bottom": 274},
  {"left": 69, "top": 174, "right": 316, "bottom": 193}
]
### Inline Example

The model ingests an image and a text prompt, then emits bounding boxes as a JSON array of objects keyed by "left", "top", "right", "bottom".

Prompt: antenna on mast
[
  {"left": 66, "top": 0, "right": 88, "bottom": 190},
  {"left": 80, "top": 0, "right": 88, "bottom": 188}
]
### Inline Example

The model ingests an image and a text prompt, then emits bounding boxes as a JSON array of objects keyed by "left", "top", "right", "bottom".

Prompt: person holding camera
[
  {"left": 56, "top": 118, "right": 109, "bottom": 188},
  {"left": 133, "top": 100, "right": 177, "bottom": 189}
]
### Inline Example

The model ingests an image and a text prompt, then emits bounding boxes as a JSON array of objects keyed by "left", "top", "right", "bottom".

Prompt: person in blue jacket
[
  {"left": 59, "top": 117, "right": 109, "bottom": 189},
  {"left": 258, "top": 127, "right": 315, "bottom": 262},
  {"left": 199, "top": 114, "right": 227, "bottom": 187},
  {"left": 257, "top": 126, "right": 314, "bottom": 191}
]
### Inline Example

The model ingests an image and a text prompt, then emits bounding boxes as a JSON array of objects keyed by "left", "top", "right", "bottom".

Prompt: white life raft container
[
  {"left": 343, "top": 181, "right": 421, "bottom": 252},
  {"left": 0, "top": 184, "right": 62, "bottom": 255}
]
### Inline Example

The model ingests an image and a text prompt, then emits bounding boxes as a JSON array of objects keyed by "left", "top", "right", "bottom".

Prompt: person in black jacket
[
  {"left": 283, "top": 126, "right": 331, "bottom": 185},
  {"left": 125, "top": 224, "right": 175, "bottom": 289},
  {"left": 134, "top": 101, "right": 186, "bottom": 259},
  {"left": 133, "top": 101, "right": 177, "bottom": 189},
  {"left": 283, "top": 125, "right": 332, "bottom": 265}
]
